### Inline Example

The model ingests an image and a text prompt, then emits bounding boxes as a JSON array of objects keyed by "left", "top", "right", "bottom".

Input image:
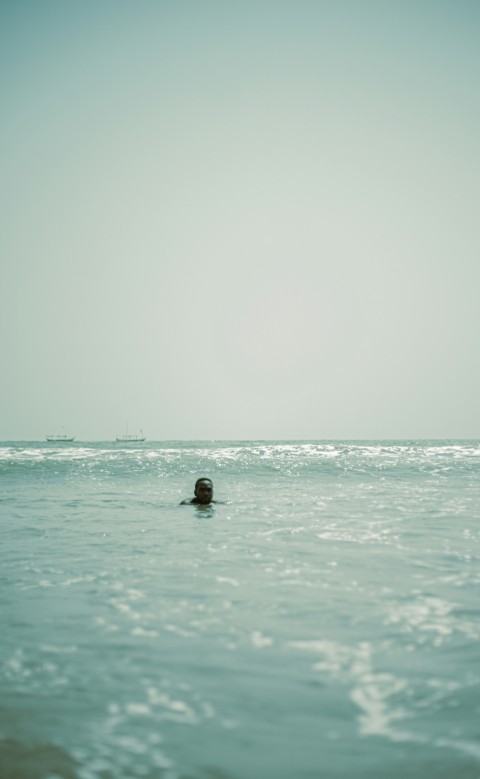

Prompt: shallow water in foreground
[{"left": 1, "top": 440, "right": 480, "bottom": 779}]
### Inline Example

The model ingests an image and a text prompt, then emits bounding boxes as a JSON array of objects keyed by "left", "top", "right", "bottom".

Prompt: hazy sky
[{"left": 1, "top": 0, "right": 479, "bottom": 440}]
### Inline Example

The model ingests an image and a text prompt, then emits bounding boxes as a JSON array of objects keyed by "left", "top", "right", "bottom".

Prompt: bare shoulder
[{"left": 180, "top": 498, "right": 194, "bottom": 505}]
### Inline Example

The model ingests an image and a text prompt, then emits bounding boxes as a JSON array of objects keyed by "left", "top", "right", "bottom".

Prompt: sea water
[{"left": 1, "top": 440, "right": 479, "bottom": 779}]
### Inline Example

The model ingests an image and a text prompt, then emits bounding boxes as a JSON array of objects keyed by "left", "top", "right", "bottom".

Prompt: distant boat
[
  {"left": 46, "top": 434, "right": 75, "bottom": 442},
  {"left": 115, "top": 430, "right": 146, "bottom": 443}
]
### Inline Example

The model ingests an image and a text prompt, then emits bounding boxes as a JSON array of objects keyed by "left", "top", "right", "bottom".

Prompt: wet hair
[{"left": 195, "top": 478, "right": 213, "bottom": 489}]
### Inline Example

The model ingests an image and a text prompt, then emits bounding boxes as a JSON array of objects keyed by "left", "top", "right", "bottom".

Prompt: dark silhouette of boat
[
  {"left": 46, "top": 434, "right": 75, "bottom": 442},
  {"left": 115, "top": 430, "right": 146, "bottom": 442}
]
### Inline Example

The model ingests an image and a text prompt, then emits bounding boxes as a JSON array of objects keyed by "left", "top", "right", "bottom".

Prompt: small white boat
[{"left": 46, "top": 434, "right": 75, "bottom": 442}]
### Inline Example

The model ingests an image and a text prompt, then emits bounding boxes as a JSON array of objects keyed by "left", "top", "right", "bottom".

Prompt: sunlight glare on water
[{"left": 1, "top": 440, "right": 480, "bottom": 779}]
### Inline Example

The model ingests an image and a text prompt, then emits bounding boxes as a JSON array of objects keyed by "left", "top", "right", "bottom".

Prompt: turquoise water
[{"left": 1, "top": 440, "right": 480, "bottom": 779}]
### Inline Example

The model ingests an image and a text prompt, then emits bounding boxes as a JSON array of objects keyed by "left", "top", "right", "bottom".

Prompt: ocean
[{"left": 1, "top": 440, "right": 479, "bottom": 779}]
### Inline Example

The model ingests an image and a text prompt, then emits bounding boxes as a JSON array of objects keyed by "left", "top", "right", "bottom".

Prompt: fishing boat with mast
[{"left": 115, "top": 428, "right": 146, "bottom": 443}]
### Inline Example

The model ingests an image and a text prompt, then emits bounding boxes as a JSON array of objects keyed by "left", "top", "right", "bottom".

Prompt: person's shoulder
[{"left": 180, "top": 498, "right": 195, "bottom": 505}]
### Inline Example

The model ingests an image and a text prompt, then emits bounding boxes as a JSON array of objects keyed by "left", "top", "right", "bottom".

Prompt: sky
[{"left": 1, "top": 0, "right": 479, "bottom": 440}]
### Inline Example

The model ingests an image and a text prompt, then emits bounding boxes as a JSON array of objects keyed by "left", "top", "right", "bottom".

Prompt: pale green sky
[{"left": 1, "top": 0, "right": 479, "bottom": 439}]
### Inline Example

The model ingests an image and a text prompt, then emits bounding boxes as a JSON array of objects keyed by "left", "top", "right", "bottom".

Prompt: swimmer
[{"left": 180, "top": 478, "right": 218, "bottom": 505}]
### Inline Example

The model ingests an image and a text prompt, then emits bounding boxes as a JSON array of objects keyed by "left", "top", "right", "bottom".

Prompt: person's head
[{"left": 194, "top": 478, "right": 213, "bottom": 504}]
